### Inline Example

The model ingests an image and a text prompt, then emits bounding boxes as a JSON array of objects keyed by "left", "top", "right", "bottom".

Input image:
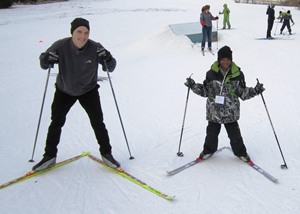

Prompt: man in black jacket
[
  {"left": 266, "top": 5, "right": 275, "bottom": 38},
  {"left": 33, "top": 18, "right": 120, "bottom": 171}
]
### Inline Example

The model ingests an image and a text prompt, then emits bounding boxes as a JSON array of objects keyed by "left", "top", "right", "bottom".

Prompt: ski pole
[
  {"left": 177, "top": 74, "right": 193, "bottom": 157},
  {"left": 103, "top": 61, "right": 134, "bottom": 160},
  {"left": 256, "top": 79, "right": 288, "bottom": 169},
  {"left": 274, "top": 21, "right": 279, "bottom": 35},
  {"left": 29, "top": 65, "right": 52, "bottom": 162},
  {"left": 216, "top": 19, "right": 219, "bottom": 50}
]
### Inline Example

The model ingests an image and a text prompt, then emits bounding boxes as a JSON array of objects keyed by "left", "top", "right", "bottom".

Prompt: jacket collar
[{"left": 211, "top": 61, "right": 240, "bottom": 83}]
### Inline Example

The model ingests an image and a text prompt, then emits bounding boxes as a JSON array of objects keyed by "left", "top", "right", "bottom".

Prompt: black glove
[
  {"left": 43, "top": 52, "right": 59, "bottom": 66},
  {"left": 184, "top": 77, "right": 195, "bottom": 88},
  {"left": 254, "top": 82, "right": 265, "bottom": 94},
  {"left": 215, "top": 16, "right": 219, "bottom": 20},
  {"left": 40, "top": 52, "right": 59, "bottom": 69},
  {"left": 97, "top": 47, "right": 112, "bottom": 63},
  {"left": 105, "top": 57, "right": 117, "bottom": 72}
]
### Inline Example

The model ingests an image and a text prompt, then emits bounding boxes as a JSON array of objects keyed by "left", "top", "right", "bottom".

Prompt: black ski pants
[
  {"left": 203, "top": 121, "right": 247, "bottom": 157},
  {"left": 44, "top": 85, "right": 112, "bottom": 157},
  {"left": 266, "top": 20, "right": 274, "bottom": 37},
  {"left": 280, "top": 20, "right": 291, "bottom": 33}
]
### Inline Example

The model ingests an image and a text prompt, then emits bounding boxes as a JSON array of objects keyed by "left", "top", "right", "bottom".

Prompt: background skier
[
  {"left": 277, "top": 11, "right": 286, "bottom": 23},
  {"left": 219, "top": 4, "right": 231, "bottom": 29},
  {"left": 280, "top": 10, "right": 295, "bottom": 35},
  {"left": 200, "top": 5, "right": 219, "bottom": 52},
  {"left": 266, "top": 4, "right": 275, "bottom": 38}
]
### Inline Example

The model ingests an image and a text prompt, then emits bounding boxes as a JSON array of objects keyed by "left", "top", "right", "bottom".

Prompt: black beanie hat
[
  {"left": 218, "top": 45, "right": 232, "bottom": 61},
  {"left": 70, "top": 18, "right": 90, "bottom": 34}
]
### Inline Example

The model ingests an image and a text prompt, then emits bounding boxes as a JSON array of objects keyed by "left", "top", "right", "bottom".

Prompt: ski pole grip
[{"left": 103, "top": 60, "right": 109, "bottom": 72}]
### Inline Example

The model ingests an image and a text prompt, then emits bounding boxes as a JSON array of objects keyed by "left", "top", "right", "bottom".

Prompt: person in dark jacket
[
  {"left": 266, "top": 5, "right": 275, "bottom": 38},
  {"left": 280, "top": 10, "right": 295, "bottom": 35},
  {"left": 33, "top": 18, "right": 120, "bottom": 171},
  {"left": 184, "top": 46, "right": 265, "bottom": 162}
]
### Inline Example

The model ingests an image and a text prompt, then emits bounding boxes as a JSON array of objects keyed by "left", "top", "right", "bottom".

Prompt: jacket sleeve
[
  {"left": 236, "top": 73, "right": 257, "bottom": 100},
  {"left": 238, "top": 86, "right": 257, "bottom": 101},
  {"left": 209, "top": 12, "right": 217, "bottom": 20},
  {"left": 191, "top": 83, "right": 207, "bottom": 97},
  {"left": 191, "top": 78, "right": 210, "bottom": 97},
  {"left": 200, "top": 13, "right": 205, "bottom": 26}
]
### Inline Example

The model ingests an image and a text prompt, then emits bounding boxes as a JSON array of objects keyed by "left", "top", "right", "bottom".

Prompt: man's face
[
  {"left": 219, "top": 58, "right": 231, "bottom": 71},
  {"left": 72, "top": 26, "right": 89, "bottom": 49}
]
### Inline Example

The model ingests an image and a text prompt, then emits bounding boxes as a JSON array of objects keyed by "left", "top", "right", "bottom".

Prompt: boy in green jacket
[{"left": 184, "top": 46, "right": 265, "bottom": 162}]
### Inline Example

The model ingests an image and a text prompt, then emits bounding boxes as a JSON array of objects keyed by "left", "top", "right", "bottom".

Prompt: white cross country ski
[
  {"left": 247, "top": 161, "right": 278, "bottom": 183},
  {"left": 167, "top": 146, "right": 228, "bottom": 176},
  {"left": 0, "top": 152, "right": 89, "bottom": 190},
  {"left": 88, "top": 154, "right": 175, "bottom": 200},
  {"left": 225, "top": 147, "right": 278, "bottom": 183},
  {"left": 255, "top": 37, "right": 295, "bottom": 40},
  {"left": 201, "top": 49, "right": 214, "bottom": 56}
]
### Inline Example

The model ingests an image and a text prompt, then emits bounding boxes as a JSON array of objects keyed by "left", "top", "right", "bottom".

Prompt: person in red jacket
[{"left": 200, "top": 5, "right": 218, "bottom": 51}]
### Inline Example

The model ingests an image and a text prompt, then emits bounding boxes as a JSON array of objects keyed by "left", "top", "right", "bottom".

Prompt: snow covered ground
[{"left": 1, "top": 0, "right": 300, "bottom": 213}]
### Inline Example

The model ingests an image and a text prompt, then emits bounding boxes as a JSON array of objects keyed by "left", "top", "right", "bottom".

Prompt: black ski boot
[
  {"left": 101, "top": 154, "right": 120, "bottom": 168},
  {"left": 199, "top": 151, "right": 213, "bottom": 160},
  {"left": 32, "top": 155, "right": 56, "bottom": 171},
  {"left": 239, "top": 153, "right": 251, "bottom": 163}
]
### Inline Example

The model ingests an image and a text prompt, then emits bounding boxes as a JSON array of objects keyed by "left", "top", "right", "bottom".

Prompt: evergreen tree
[{"left": 0, "top": 0, "right": 13, "bottom": 8}]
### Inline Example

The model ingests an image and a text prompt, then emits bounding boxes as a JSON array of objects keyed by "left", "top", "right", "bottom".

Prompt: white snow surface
[{"left": 1, "top": 0, "right": 300, "bottom": 213}]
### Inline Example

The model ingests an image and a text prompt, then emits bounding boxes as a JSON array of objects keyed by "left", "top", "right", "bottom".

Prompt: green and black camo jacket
[{"left": 191, "top": 61, "right": 258, "bottom": 124}]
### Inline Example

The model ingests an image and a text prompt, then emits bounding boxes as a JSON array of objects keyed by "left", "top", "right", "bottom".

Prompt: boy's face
[
  {"left": 72, "top": 26, "right": 89, "bottom": 49},
  {"left": 219, "top": 58, "right": 232, "bottom": 71}
]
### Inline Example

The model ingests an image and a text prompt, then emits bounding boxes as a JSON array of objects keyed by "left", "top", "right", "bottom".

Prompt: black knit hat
[
  {"left": 70, "top": 18, "right": 90, "bottom": 34},
  {"left": 218, "top": 45, "right": 232, "bottom": 61}
]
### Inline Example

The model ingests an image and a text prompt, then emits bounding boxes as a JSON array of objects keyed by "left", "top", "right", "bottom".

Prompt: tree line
[{"left": 0, "top": 0, "right": 66, "bottom": 9}]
